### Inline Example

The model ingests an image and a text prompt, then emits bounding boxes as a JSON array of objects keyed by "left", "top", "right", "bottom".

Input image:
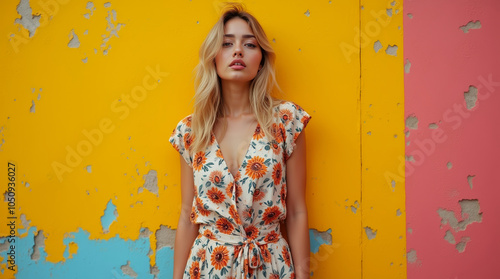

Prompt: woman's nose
[{"left": 233, "top": 43, "right": 243, "bottom": 56}]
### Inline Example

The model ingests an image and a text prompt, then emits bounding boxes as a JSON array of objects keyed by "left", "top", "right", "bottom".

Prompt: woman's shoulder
[
  {"left": 274, "top": 99, "right": 309, "bottom": 115},
  {"left": 172, "top": 114, "right": 193, "bottom": 133}
]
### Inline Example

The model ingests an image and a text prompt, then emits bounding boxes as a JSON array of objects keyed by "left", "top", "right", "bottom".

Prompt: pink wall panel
[{"left": 404, "top": 0, "right": 500, "bottom": 278}]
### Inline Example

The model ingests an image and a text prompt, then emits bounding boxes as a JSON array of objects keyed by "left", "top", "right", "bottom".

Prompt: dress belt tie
[{"left": 198, "top": 223, "right": 281, "bottom": 274}]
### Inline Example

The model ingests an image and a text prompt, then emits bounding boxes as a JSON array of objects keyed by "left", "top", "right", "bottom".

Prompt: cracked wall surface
[
  {"left": 0, "top": 0, "right": 405, "bottom": 278},
  {"left": 404, "top": 0, "right": 500, "bottom": 278}
]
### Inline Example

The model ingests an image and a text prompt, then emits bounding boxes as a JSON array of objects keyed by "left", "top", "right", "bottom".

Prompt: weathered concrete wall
[
  {"left": 0, "top": 0, "right": 405, "bottom": 278},
  {"left": 404, "top": 0, "right": 500, "bottom": 278}
]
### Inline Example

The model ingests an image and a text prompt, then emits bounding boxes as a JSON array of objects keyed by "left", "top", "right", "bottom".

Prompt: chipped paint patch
[
  {"left": 309, "top": 228, "right": 332, "bottom": 253},
  {"left": 101, "top": 199, "right": 118, "bottom": 232},
  {"left": 14, "top": 0, "right": 40, "bottom": 37},
  {"left": 364, "top": 226, "right": 377, "bottom": 240},
  {"left": 459, "top": 20, "right": 481, "bottom": 33},
  {"left": 155, "top": 225, "right": 176, "bottom": 250}
]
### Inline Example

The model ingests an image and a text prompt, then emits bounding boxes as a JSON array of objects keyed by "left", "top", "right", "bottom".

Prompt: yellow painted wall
[{"left": 0, "top": 0, "right": 405, "bottom": 278}]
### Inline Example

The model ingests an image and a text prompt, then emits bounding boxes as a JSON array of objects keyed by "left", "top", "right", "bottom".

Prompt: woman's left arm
[{"left": 285, "top": 131, "right": 310, "bottom": 279}]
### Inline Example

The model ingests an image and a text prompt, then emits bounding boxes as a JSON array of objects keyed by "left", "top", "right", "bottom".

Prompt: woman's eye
[{"left": 246, "top": 43, "right": 256, "bottom": 48}]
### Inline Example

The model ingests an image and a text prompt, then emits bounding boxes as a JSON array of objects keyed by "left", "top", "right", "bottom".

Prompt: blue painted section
[
  {"left": 155, "top": 246, "right": 175, "bottom": 278},
  {"left": 0, "top": 226, "right": 176, "bottom": 279},
  {"left": 101, "top": 199, "right": 117, "bottom": 231},
  {"left": 309, "top": 228, "right": 332, "bottom": 253}
]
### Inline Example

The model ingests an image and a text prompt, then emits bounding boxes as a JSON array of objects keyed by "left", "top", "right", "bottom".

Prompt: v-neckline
[{"left": 211, "top": 123, "right": 260, "bottom": 180}]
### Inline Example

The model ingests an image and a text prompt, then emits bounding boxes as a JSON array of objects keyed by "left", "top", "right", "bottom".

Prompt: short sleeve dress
[{"left": 169, "top": 101, "right": 311, "bottom": 279}]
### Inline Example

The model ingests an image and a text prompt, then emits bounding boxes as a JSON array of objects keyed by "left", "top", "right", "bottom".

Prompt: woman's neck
[{"left": 220, "top": 80, "right": 252, "bottom": 118}]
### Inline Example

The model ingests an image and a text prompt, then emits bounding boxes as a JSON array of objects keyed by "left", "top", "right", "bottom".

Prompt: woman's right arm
[{"left": 173, "top": 155, "right": 199, "bottom": 279}]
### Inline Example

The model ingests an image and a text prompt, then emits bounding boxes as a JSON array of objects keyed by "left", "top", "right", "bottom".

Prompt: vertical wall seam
[{"left": 359, "top": 0, "right": 363, "bottom": 279}]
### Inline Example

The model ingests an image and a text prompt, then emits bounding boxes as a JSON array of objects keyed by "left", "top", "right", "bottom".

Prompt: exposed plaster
[
  {"left": 459, "top": 20, "right": 481, "bottom": 33},
  {"left": 14, "top": 0, "right": 40, "bottom": 37}
]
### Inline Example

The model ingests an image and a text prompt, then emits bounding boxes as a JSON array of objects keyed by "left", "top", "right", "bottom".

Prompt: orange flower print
[
  {"left": 202, "top": 229, "right": 217, "bottom": 240},
  {"left": 293, "top": 132, "right": 300, "bottom": 143},
  {"left": 264, "top": 230, "right": 280, "bottom": 243},
  {"left": 242, "top": 208, "right": 254, "bottom": 221},
  {"left": 261, "top": 245, "right": 272, "bottom": 263},
  {"left": 272, "top": 163, "right": 282, "bottom": 185},
  {"left": 229, "top": 205, "right": 242, "bottom": 225},
  {"left": 216, "top": 148, "right": 223, "bottom": 158},
  {"left": 182, "top": 115, "right": 192, "bottom": 127},
  {"left": 270, "top": 272, "right": 280, "bottom": 279},
  {"left": 253, "top": 188, "right": 266, "bottom": 202},
  {"left": 192, "top": 152, "right": 206, "bottom": 171},
  {"left": 226, "top": 182, "right": 234, "bottom": 198},
  {"left": 243, "top": 259, "right": 254, "bottom": 277},
  {"left": 301, "top": 115, "right": 310, "bottom": 127},
  {"left": 196, "top": 248, "right": 206, "bottom": 262},
  {"left": 211, "top": 246, "right": 229, "bottom": 270},
  {"left": 290, "top": 272, "right": 296, "bottom": 279},
  {"left": 216, "top": 218, "right": 234, "bottom": 234},
  {"left": 262, "top": 206, "right": 281, "bottom": 225},
  {"left": 253, "top": 124, "right": 265, "bottom": 140},
  {"left": 271, "top": 123, "right": 285, "bottom": 143},
  {"left": 244, "top": 225, "right": 259, "bottom": 240},
  {"left": 280, "top": 184, "right": 287, "bottom": 206},
  {"left": 210, "top": 133, "right": 215, "bottom": 144},
  {"left": 282, "top": 246, "right": 291, "bottom": 267},
  {"left": 235, "top": 183, "right": 242, "bottom": 199},
  {"left": 189, "top": 207, "right": 198, "bottom": 223},
  {"left": 184, "top": 133, "right": 194, "bottom": 150},
  {"left": 189, "top": 261, "right": 200, "bottom": 279},
  {"left": 280, "top": 109, "right": 293, "bottom": 126},
  {"left": 207, "top": 187, "right": 225, "bottom": 204},
  {"left": 209, "top": 170, "right": 223, "bottom": 185},
  {"left": 171, "top": 143, "right": 179, "bottom": 152},
  {"left": 271, "top": 140, "right": 281, "bottom": 155},
  {"left": 245, "top": 156, "right": 267, "bottom": 180},
  {"left": 195, "top": 198, "right": 211, "bottom": 216}
]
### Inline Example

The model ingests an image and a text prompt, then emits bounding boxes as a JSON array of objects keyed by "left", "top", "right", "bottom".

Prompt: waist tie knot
[{"left": 198, "top": 223, "right": 282, "bottom": 276}]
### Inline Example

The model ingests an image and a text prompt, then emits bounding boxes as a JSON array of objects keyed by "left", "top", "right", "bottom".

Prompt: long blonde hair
[{"left": 190, "top": 2, "right": 282, "bottom": 154}]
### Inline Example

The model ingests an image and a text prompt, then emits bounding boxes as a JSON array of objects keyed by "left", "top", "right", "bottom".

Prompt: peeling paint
[
  {"left": 373, "top": 40, "right": 382, "bottom": 53},
  {"left": 121, "top": 260, "right": 139, "bottom": 278},
  {"left": 86, "top": 165, "right": 92, "bottom": 173},
  {"left": 444, "top": 230, "right": 455, "bottom": 244},
  {"left": 459, "top": 20, "right": 481, "bottom": 33},
  {"left": 455, "top": 236, "right": 471, "bottom": 253},
  {"left": 101, "top": 199, "right": 118, "bottom": 232},
  {"left": 143, "top": 170, "right": 159, "bottom": 196},
  {"left": 464, "top": 85, "right": 478, "bottom": 110},
  {"left": 30, "top": 100, "right": 35, "bottom": 113},
  {"left": 364, "top": 226, "right": 377, "bottom": 240},
  {"left": 385, "top": 45, "right": 398, "bottom": 56},
  {"left": 405, "top": 114, "right": 418, "bottom": 129},
  {"left": 31, "top": 230, "right": 46, "bottom": 261},
  {"left": 407, "top": 249, "right": 418, "bottom": 263},
  {"left": 404, "top": 58, "right": 411, "bottom": 74},
  {"left": 68, "top": 29, "right": 80, "bottom": 48},
  {"left": 309, "top": 228, "right": 332, "bottom": 253},
  {"left": 304, "top": 9, "right": 310, "bottom": 17},
  {"left": 428, "top": 123, "right": 438, "bottom": 129},
  {"left": 155, "top": 225, "right": 176, "bottom": 250},
  {"left": 467, "top": 175, "right": 475, "bottom": 189},
  {"left": 14, "top": 0, "right": 41, "bottom": 37},
  {"left": 447, "top": 162, "right": 452, "bottom": 169},
  {"left": 437, "top": 199, "right": 482, "bottom": 232}
]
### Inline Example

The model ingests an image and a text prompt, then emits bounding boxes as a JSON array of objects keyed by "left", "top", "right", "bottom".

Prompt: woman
[{"left": 169, "top": 3, "right": 311, "bottom": 278}]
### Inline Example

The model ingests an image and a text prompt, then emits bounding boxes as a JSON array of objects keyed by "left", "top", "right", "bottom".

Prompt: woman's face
[{"left": 214, "top": 17, "right": 263, "bottom": 83}]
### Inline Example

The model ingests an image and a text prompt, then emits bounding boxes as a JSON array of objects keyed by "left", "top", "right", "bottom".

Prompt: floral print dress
[{"left": 169, "top": 101, "right": 311, "bottom": 279}]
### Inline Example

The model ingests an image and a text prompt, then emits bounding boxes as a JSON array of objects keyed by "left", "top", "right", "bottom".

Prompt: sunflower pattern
[{"left": 169, "top": 101, "right": 311, "bottom": 279}]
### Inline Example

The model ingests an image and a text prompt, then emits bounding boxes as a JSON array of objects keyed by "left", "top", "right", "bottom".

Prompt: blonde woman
[{"left": 169, "top": 3, "right": 311, "bottom": 279}]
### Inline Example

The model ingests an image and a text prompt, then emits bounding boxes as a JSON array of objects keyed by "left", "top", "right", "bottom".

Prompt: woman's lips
[{"left": 229, "top": 65, "right": 245, "bottom": 70}]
